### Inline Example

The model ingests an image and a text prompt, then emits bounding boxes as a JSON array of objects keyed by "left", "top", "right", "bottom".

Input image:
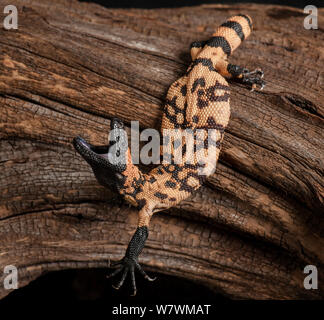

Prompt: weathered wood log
[{"left": 0, "top": 0, "right": 323, "bottom": 299}]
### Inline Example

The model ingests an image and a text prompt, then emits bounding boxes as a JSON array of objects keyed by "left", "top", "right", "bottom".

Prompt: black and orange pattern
[{"left": 73, "top": 14, "right": 265, "bottom": 295}]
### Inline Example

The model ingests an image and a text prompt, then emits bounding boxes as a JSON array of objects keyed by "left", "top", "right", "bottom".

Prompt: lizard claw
[
  {"left": 135, "top": 261, "right": 157, "bottom": 281},
  {"left": 107, "top": 257, "right": 156, "bottom": 296},
  {"left": 242, "top": 68, "right": 266, "bottom": 91}
]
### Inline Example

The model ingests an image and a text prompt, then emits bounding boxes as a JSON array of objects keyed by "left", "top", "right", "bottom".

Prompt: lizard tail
[
  {"left": 208, "top": 14, "right": 253, "bottom": 57},
  {"left": 190, "top": 14, "right": 253, "bottom": 62},
  {"left": 211, "top": 14, "right": 252, "bottom": 56}
]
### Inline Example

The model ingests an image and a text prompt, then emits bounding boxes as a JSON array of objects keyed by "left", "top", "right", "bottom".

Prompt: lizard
[{"left": 73, "top": 14, "right": 265, "bottom": 296}]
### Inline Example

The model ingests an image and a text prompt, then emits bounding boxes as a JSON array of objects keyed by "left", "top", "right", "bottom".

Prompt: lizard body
[{"left": 73, "top": 14, "right": 265, "bottom": 295}]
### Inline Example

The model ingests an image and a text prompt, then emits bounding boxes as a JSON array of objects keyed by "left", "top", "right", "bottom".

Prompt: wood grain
[{"left": 0, "top": 0, "right": 323, "bottom": 299}]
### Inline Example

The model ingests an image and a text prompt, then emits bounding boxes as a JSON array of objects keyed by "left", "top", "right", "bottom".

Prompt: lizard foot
[
  {"left": 107, "top": 257, "right": 156, "bottom": 296},
  {"left": 107, "top": 226, "right": 155, "bottom": 296},
  {"left": 242, "top": 68, "right": 265, "bottom": 91}
]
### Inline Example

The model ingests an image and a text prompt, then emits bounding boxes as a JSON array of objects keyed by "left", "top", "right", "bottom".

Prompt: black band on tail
[
  {"left": 220, "top": 21, "right": 245, "bottom": 41},
  {"left": 206, "top": 36, "right": 232, "bottom": 56},
  {"left": 237, "top": 14, "right": 252, "bottom": 30},
  {"left": 190, "top": 40, "right": 207, "bottom": 49}
]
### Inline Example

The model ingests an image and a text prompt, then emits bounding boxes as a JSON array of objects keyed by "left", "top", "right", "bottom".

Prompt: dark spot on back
[
  {"left": 192, "top": 115, "right": 199, "bottom": 123},
  {"left": 154, "top": 192, "right": 168, "bottom": 200},
  {"left": 165, "top": 181, "right": 177, "bottom": 188},
  {"left": 149, "top": 176, "right": 157, "bottom": 183},
  {"left": 180, "top": 84, "right": 187, "bottom": 96}
]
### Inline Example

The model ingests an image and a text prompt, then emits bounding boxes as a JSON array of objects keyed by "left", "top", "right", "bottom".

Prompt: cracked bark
[{"left": 0, "top": 0, "right": 323, "bottom": 299}]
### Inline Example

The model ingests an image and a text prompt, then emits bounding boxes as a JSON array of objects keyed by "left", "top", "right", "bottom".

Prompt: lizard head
[{"left": 72, "top": 118, "right": 128, "bottom": 191}]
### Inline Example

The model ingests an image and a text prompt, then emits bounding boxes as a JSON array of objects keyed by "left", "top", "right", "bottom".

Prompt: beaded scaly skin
[{"left": 73, "top": 14, "right": 265, "bottom": 296}]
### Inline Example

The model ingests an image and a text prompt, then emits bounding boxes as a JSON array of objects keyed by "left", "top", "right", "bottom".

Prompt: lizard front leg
[
  {"left": 107, "top": 207, "right": 156, "bottom": 296},
  {"left": 74, "top": 118, "right": 156, "bottom": 296}
]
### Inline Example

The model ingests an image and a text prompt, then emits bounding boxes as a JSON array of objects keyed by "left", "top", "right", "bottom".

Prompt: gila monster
[{"left": 73, "top": 14, "right": 265, "bottom": 296}]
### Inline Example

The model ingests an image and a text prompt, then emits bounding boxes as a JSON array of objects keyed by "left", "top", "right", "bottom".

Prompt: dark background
[
  {"left": 80, "top": 0, "right": 324, "bottom": 9},
  {"left": 1, "top": 0, "right": 322, "bottom": 308},
  {"left": 1, "top": 268, "right": 226, "bottom": 303}
]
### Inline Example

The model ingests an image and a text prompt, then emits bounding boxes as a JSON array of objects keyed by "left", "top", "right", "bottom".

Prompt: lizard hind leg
[
  {"left": 227, "top": 64, "right": 265, "bottom": 91},
  {"left": 240, "top": 67, "right": 265, "bottom": 91},
  {"left": 212, "top": 59, "right": 266, "bottom": 91},
  {"left": 201, "top": 14, "right": 265, "bottom": 90}
]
